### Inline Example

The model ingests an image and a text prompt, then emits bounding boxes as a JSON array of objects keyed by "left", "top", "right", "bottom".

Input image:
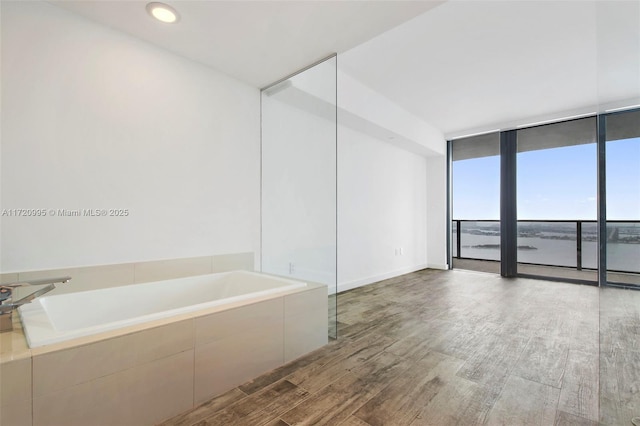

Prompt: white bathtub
[{"left": 19, "top": 270, "right": 307, "bottom": 348}]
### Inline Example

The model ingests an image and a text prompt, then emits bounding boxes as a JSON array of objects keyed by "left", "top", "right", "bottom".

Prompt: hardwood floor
[
  {"left": 159, "top": 269, "right": 639, "bottom": 425},
  {"left": 599, "top": 286, "right": 640, "bottom": 425}
]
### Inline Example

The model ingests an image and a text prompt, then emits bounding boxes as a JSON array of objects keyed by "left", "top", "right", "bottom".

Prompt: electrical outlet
[
  {"left": 288, "top": 262, "right": 295, "bottom": 274},
  {"left": 400, "top": 247, "right": 404, "bottom": 255}
]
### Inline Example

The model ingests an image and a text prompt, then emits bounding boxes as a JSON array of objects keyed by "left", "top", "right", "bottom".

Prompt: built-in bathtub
[
  {"left": 3, "top": 269, "right": 328, "bottom": 426},
  {"left": 19, "top": 270, "right": 306, "bottom": 348}
]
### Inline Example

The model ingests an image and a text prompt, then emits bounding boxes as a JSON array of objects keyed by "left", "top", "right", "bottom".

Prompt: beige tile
[
  {"left": 192, "top": 297, "right": 287, "bottom": 402},
  {"left": 134, "top": 256, "right": 212, "bottom": 283},
  {"left": 284, "top": 310, "right": 328, "bottom": 363},
  {"left": 0, "top": 273, "right": 19, "bottom": 284},
  {"left": 54, "top": 263, "right": 135, "bottom": 295},
  {"left": 195, "top": 298, "right": 283, "bottom": 345},
  {"left": 33, "top": 319, "right": 193, "bottom": 397},
  {"left": 0, "top": 338, "right": 32, "bottom": 425},
  {"left": 0, "top": 357, "right": 31, "bottom": 405},
  {"left": 194, "top": 321, "right": 284, "bottom": 404},
  {"left": 0, "top": 398, "right": 32, "bottom": 426},
  {"left": 16, "top": 263, "right": 135, "bottom": 297},
  {"left": 33, "top": 350, "right": 194, "bottom": 426},
  {"left": 0, "top": 325, "right": 31, "bottom": 363},
  {"left": 284, "top": 287, "right": 328, "bottom": 362},
  {"left": 284, "top": 286, "right": 327, "bottom": 318},
  {"left": 212, "top": 252, "right": 254, "bottom": 272}
]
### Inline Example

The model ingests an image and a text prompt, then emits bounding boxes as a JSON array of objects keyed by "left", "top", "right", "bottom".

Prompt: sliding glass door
[
  {"left": 451, "top": 132, "right": 501, "bottom": 273},
  {"left": 516, "top": 117, "right": 598, "bottom": 282}
]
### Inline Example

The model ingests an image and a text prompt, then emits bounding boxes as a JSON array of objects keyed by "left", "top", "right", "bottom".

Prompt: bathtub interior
[{"left": 18, "top": 270, "right": 307, "bottom": 348}]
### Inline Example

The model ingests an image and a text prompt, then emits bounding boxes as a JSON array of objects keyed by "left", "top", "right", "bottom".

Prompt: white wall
[
  {"left": 426, "top": 155, "right": 448, "bottom": 270},
  {"left": 338, "top": 125, "right": 430, "bottom": 292},
  {"left": 336, "top": 62, "right": 447, "bottom": 291},
  {"left": 0, "top": 2, "right": 261, "bottom": 273}
]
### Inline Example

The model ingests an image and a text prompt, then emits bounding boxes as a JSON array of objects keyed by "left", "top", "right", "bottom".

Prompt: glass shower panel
[{"left": 261, "top": 56, "right": 338, "bottom": 338}]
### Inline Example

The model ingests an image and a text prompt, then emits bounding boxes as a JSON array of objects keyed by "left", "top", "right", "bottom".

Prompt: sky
[{"left": 453, "top": 137, "right": 640, "bottom": 221}]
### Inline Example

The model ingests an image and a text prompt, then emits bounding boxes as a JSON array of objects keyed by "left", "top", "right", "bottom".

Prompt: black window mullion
[
  {"left": 597, "top": 114, "right": 607, "bottom": 286},
  {"left": 500, "top": 130, "right": 518, "bottom": 277}
]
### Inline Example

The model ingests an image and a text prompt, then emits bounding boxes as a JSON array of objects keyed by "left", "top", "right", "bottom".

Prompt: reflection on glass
[
  {"left": 261, "top": 56, "right": 338, "bottom": 337},
  {"left": 606, "top": 222, "right": 640, "bottom": 274},
  {"left": 516, "top": 117, "right": 597, "bottom": 281},
  {"left": 606, "top": 109, "right": 640, "bottom": 286},
  {"left": 452, "top": 221, "right": 457, "bottom": 257}
]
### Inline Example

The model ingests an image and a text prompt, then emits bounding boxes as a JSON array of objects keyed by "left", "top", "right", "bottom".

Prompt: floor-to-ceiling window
[
  {"left": 451, "top": 132, "right": 501, "bottom": 273},
  {"left": 449, "top": 110, "right": 640, "bottom": 288},
  {"left": 604, "top": 109, "right": 640, "bottom": 287},
  {"left": 516, "top": 117, "right": 598, "bottom": 283}
]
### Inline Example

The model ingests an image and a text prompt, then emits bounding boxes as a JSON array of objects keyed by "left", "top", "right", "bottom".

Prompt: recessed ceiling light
[{"left": 146, "top": 2, "right": 180, "bottom": 24}]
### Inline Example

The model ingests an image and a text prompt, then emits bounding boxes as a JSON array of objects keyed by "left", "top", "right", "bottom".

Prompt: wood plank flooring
[
  {"left": 599, "top": 286, "right": 640, "bottom": 425},
  {"left": 159, "top": 269, "right": 640, "bottom": 426}
]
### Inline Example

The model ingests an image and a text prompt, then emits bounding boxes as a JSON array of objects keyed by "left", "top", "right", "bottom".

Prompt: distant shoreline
[{"left": 463, "top": 244, "right": 538, "bottom": 250}]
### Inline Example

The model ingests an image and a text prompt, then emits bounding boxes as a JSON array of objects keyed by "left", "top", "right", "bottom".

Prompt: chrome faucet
[{"left": 0, "top": 276, "right": 71, "bottom": 332}]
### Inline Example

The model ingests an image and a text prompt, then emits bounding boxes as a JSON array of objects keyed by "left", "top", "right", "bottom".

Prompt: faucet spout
[
  {"left": 2, "top": 276, "right": 71, "bottom": 288},
  {"left": 0, "top": 276, "right": 71, "bottom": 332},
  {"left": 0, "top": 283, "right": 56, "bottom": 313}
]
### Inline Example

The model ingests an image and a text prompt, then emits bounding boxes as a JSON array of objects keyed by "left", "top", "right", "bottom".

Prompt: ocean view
[{"left": 453, "top": 221, "right": 640, "bottom": 273}]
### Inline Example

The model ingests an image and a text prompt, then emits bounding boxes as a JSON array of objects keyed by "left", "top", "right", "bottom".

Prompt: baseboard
[
  {"left": 427, "top": 263, "right": 449, "bottom": 270},
  {"left": 337, "top": 264, "right": 429, "bottom": 293}
]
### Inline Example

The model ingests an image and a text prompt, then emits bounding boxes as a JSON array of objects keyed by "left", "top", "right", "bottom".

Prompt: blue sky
[{"left": 453, "top": 137, "right": 640, "bottom": 220}]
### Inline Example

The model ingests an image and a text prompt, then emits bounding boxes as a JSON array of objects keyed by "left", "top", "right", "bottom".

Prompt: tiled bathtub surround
[
  {"left": 7, "top": 252, "right": 255, "bottom": 298},
  {"left": 0, "top": 253, "right": 329, "bottom": 426},
  {"left": 0, "top": 349, "right": 31, "bottom": 426}
]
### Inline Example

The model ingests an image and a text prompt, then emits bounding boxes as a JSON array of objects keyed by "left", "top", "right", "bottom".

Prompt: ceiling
[
  {"left": 49, "top": 0, "right": 640, "bottom": 137},
  {"left": 339, "top": 0, "right": 640, "bottom": 136},
  {"left": 50, "top": 0, "right": 443, "bottom": 89}
]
